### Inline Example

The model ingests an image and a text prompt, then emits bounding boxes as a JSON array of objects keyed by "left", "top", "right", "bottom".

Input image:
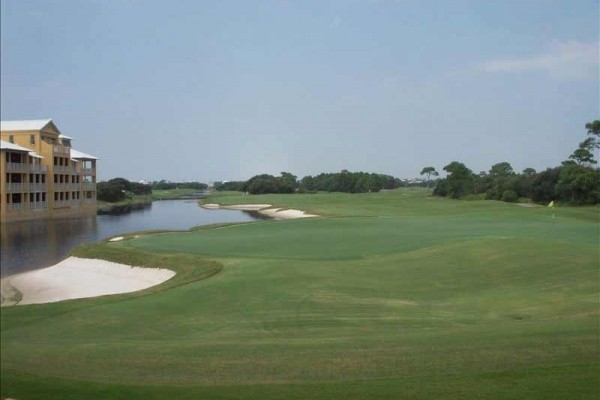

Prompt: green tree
[
  {"left": 568, "top": 138, "right": 597, "bottom": 166},
  {"left": 489, "top": 162, "right": 514, "bottom": 177},
  {"left": 522, "top": 167, "right": 537, "bottom": 176},
  {"left": 555, "top": 164, "right": 600, "bottom": 204},
  {"left": 420, "top": 167, "right": 439, "bottom": 187},
  {"left": 278, "top": 172, "right": 298, "bottom": 193},
  {"left": 585, "top": 120, "right": 600, "bottom": 148},
  {"left": 441, "top": 161, "right": 474, "bottom": 198}
]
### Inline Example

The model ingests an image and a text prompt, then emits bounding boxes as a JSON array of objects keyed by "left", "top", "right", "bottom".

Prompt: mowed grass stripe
[{"left": 125, "top": 214, "right": 598, "bottom": 260}]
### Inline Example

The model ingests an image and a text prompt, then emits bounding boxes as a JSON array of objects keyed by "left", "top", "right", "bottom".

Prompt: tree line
[
  {"left": 97, "top": 178, "right": 207, "bottom": 202},
  {"left": 97, "top": 178, "right": 152, "bottom": 202},
  {"left": 150, "top": 180, "right": 208, "bottom": 191},
  {"left": 214, "top": 171, "right": 404, "bottom": 195},
  {"left": 428, "top": 121, "right": 600, "bottom": 205}
]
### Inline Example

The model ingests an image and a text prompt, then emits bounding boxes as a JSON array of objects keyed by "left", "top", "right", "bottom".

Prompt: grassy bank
[
  {"left": 96, "top": 195, "right": 153, "bottom": 213},
  {"left": 2, "top": 189, "right": 598, "bottom": 399},
  {"left": 97, "top": 189, "right": 205, "bottom": 213},
  {"left": 151, "top": 188, "right": 205, "bottom": 200}
]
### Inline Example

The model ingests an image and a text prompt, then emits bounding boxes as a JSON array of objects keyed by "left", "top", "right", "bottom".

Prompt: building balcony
[
  {"left": 29, "top": 164, "right": 48, "bottom": 173},
  {"left": 5, "top": 162, "right": 29, "bottom": 172},
  {"left": 82, "top": 168, "right": 96, "bottom": 175},
  {"left": 29, "top": 202, "right": 48, "bottom": 210},
  {"left": 6, "top": 183, "right": 27, "bottom": 192},
  {"left": 8, "top": 203, "right": 24, "bottom": 210},
  {"left": 29, "top": 183, "right": 47, "bottom": 192},
  {"left": 53, "top": 145, "right": 70, "bottom": 156},
  {"left": 53, "top": 165, "right": 77, "bottom": 174},
  {"left": 5, "top": 163, "right": 48, "bottom": 173},
  {"left": 83, "top": 182, "right": 96, "bottom": 190},
  {"left": 53, "top": 200, "right": 71, "bottom": 208},
  {"left": 53, "top": 183, "right": 70, "bottom": 191}
]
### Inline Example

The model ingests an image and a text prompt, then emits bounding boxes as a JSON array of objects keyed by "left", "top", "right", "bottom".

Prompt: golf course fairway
[{"left": 1, "top": 189, "right": 598, "bottom": 399}]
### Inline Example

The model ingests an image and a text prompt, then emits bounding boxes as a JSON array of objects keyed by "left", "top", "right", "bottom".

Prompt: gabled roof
[
  {"left": 71, "top": 149, "right": 98, "bottom": 160},
  {"left": 0, "top": 119, "right": 60, "bottom": 134},
  {"left": 0, "top": 140, "right": 44, "bottom": 158}
]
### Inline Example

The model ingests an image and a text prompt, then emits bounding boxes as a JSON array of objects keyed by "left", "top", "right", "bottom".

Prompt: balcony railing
[
  {"left": 6, "top": 183, "right": 26, "bottom": 191},
  {"left": 29, "top": 183, "right": 47, "bottom": 191},
  {"left": 53, "top": 200, "right": 71, "bottom": 208},
  {"left": 29, "top": 164, "right": 48, "bottom": 173},
  {"left": 5, "top": 162, "right": 28, "bottom": 172},
  {"left": 8, "top": 203, "right": 24, "bottom": 210},
  {"left": 53, "top": 145, "right": 70, "bottom": 156},
  {"left": 82, "top": 168, "right": 96, "bottom": 175},
  {"left": 5, "top": 163, "right": 48, "bottom": 173},
  {"left": 83, "top": 182, "right": 96, "bottom": 190},
  {"left": 53, "top": 165, "right": 78, "bottom": 173},
  {"left": 53, "top": 183, "right": 70, "bottom": 191},
  {"left": 83, "top": 198, "right": 97, "bottom": 203},
  {"left": 29, "top": 202, "right": 48, "bottom": 210}
]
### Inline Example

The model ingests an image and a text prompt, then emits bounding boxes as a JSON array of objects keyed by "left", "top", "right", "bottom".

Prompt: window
[
  {"left": 30, "top": 135, "right": 35, "bottom": 145},
  {"left": 8, "top": 135, "right": 14, "bottom": 143}
]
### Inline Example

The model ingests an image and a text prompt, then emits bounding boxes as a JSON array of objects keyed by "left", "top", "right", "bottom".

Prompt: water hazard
[{"left": 0, "top": 200, "right": 263, "bottom": 277}]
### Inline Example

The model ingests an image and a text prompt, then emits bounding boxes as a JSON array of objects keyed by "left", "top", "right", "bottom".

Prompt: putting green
[{"left": 126, "top": 214, "right": 598, "bottom": 260}]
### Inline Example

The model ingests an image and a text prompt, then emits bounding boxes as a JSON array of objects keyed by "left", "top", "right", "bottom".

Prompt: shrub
[{"left": 501, "top": 190, "right": 518, "bottom": 203}]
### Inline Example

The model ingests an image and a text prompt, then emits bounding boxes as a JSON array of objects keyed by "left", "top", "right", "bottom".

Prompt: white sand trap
[
  {"left": 203, "top": 203, "right": 319, "bottom": 219},
  {"left": 1, "top": 257, "right": 175, "bottom": 306},
  {"left": 221, "top": 204, "right": 272, "bottom": 211},
  {"left": 259, "top": 208, "right": 318, "bottom": 219}
]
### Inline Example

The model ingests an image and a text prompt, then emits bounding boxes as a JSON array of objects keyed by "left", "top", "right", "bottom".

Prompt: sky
[{"left": 1, "top": 0, "right": 598, "bottom": 182}]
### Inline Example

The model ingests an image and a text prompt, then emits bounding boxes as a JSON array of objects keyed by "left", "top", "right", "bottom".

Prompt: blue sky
[{"left": 1, "top": 0, "right": 598, "bottom": 182}]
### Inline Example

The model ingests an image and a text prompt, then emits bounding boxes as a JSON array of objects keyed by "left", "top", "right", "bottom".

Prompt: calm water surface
[{"left": 0, "top": 200, "right": 262, "bottom": 277}]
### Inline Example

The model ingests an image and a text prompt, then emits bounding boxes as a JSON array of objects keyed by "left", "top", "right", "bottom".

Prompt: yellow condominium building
[{"left": 0, "top": 119, "right": 98, "bottom": 222}]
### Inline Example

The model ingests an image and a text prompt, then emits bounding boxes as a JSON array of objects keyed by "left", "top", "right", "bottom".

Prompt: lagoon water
[{"left": 0, "top": 200, "right": 263, "bottom": 277}]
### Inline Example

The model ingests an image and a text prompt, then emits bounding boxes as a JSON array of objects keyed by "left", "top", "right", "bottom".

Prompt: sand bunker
[
  {"left": 1, "top": 257, "right": 175, "bottom": 306},
  {"left": 202, "top": 203, "right": 319, "bottom": 219},
  {"left": 258, "top": 208, "right": 318, "bottom": 219}
]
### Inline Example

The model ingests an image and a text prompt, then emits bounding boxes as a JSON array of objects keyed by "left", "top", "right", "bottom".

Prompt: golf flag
[{"left": 548, "top": 201, "right": 554, "bottom": 208}]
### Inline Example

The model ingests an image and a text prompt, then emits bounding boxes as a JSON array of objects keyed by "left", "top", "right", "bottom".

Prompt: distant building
[{"left": 1, "top": 119, "right": 98, "bottom": 222}]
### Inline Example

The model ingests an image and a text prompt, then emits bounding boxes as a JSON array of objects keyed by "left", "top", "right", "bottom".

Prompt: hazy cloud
[{"left": 479, "top": 41, "right": 599, "bottom": 80}]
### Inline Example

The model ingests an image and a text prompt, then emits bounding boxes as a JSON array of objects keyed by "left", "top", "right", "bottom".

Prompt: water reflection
[{"left": 1, "top": 200, "right": 262, "bottom": 277}]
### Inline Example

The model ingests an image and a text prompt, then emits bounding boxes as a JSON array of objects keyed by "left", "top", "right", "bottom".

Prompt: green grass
[
  {"left": 97, "top": 194, "right": 152, "bottom": 210},
  {"left": 2, "top": 189, "right": 598, "bottom": 399},
  {"left": 97, "top": 189, "right": 203, "bottom": 212},
  {"left": 151, "top": 188, "right": 204, "bottom": 200}
]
